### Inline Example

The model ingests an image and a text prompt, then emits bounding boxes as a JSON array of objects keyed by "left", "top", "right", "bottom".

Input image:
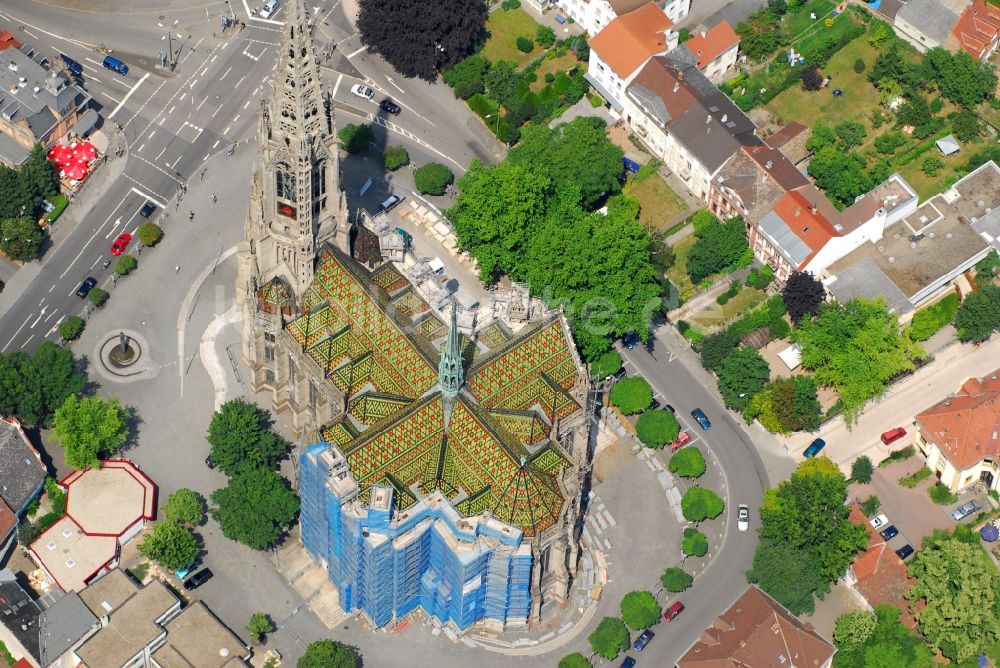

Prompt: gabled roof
[
  {"left": 759, "top": 188, "right": 840, "bottom": 269},
  {"left": 684, "top": 21, "right": 740, "bottom": 69},
  {"left": 950, "top": 0, "right": 1000, "bottom": 58},
  {"left": 717, "top": 143, "right": 808, "bottom": 224},
  {"left": 590, "top": 2, "right": 674, "bottom": 78},
  {"left": 0, "top": 417, "right": 46, "bottom": 514},
  {"left": 847, "top": 506, "right": 918, "bottom": 628},
  {"left": 916, "top": 369, "right": 1000, "bottom": 471}
]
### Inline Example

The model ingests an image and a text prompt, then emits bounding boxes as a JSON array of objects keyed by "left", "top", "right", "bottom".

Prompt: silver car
[
  {"left": 737, "top": 504, "right": 749, "bottom": 532},
  {"left": 952, "top": 500, "right": 981, "bottom": 521}
]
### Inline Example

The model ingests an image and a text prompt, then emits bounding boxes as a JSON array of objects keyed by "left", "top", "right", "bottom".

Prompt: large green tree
[
  {"left": 207, "top": 399, "right": 290, "bottom": 476},
  {"left": 161, "top": 488, "right": 205, "bottom": 526},
  {"left": 588, "top": 617, "right": 629, "bottom": 661},
  {"left": 558, "top": 654, "right": 591, "bottom": 668},
  {"left": 922, "top": 47, "right": 997, "bottom": 109},
  {"left": 955, "top": 284, "right": 1000, "bottom": 343},
  {"left": 747, "top": 539, "right": 827, "bottom": 615},
  {"left": 808, "top": 147, "right": 873, "bottom": 207},
  {"left": 609, "top": 376, "right": 652, "bottom": 415},
  {"left": 715, "top": 346, "right": 770, "bottom": 411},
  {"left": 745, "top": 375, "right": 821, "bottom": 433},
  {"left": 0, "top": 216, "right": 44, "bottom": 261},
  {"left": 137, "top": 521, "right": 199, "bottom": 570},
  {"left": 686, "top": 212, "right": 749, "bottom": 283},
  {"left": 0, "top": 342, "right": 86, "bottom": 427},
  {"left": 209, "top": 468, "right": 299, "bottom": 550},
  {"left": 833, "top": 605, "right": 933, "bottom": 668},
  {"left": 620, "top": 590, "right": 661, "bottom": 630},
  {"left": 681, "top": 487, "right": 724, "bottom": 522},
  {"left": 52, "top": 395, "right": 129, "bottom": 470},
  {"left": 635, "top": 409, "right": 680, "bottom": 447},
  {"left": 297, "top": 640, "right": 362, "bottom": 668},
  {"left": 20, "top": 143, "right": 58, "bottom": 202},
  {"left": 794, "top": 298, "right": 923, "bottom": 422},
  {"left": 906, "top": 536, "right": 1000, "bottom": 662}
]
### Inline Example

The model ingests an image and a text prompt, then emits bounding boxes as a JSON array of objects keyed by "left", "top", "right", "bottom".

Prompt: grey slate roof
[
  {"left": 0, "top": 420, "right": 46, "bottom": 514},
  {"left": 896, "top": 0, "right": 961, "bottom": 46},
  {"left": 0, "top": 46, "right": 90, "bottom": 143},
  {"left": 826, "top": 257, "right": 915, "bottom": 315},
  {"left": 628, "top": 82, "right": 671, "bottom": 124},
  {"left": 757, "top": 209, "right": 812, "bottom": 267},
  {"left": 0, "top": 131, "right": 30, "bottom": 165},
  {"left": 38, "top": 591, "right": 98, "bottom": 666},
  {"left": 0, "top": 569, "right": 43, "bottom": 663}
]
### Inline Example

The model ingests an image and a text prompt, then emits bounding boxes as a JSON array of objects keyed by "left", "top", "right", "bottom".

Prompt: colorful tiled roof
[{"left": 257, "top": 277, "right": 297, "bottom": 316}]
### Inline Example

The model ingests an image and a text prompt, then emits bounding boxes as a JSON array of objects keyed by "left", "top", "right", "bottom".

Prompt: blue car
[
  {"left": 803, "top": 438, "right": 826, "bottom": 458},
  {"left": 879, "top": 525, "right": 899, "bottom": 541},
  {"left": 623, "top": 157, "right": 641, "bottom": 173},
  {"left": 620, "top": 658, "right": 636, "bottom": 668},
  {"left": 691, "top": 408, "right": 711, "bottom": 430},
  {"left": 634, "top": 629, "right": 654, "bottom": 651}
]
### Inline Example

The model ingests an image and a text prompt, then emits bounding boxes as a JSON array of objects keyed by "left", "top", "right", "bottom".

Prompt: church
[{"left": 235, "top": 0, "right": 593, "bottom": 631}]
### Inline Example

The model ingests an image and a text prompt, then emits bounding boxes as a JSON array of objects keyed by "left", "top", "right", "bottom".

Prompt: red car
[
  {"left": 881, "top": 427, "right": 906, "bottom": 445},
  {"left": 671, "top": 431, "right": 692, "bottom": 451},
  {"left": 110, "top": 232, "right": 132, "bottom": 256},
  {"left": 663, "top": 601, "right": 685, "bottom": 622}
]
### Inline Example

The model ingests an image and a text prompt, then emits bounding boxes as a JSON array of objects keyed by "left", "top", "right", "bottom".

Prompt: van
[
  {"left": 102, "top": 55, "right": 128, "bottom": 76},
  {"left": 60, "top": 53, "right": 83, "bottom": 77}
]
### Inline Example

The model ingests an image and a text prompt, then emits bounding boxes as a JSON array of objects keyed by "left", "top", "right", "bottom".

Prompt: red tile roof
[
  {"left": 771, "top": 188, "right": 840, "bottom": 268},
  {"left": 0, "top": 32, "right": 23, "bottom": 52},
  {"left": 685, "top": 21, "right": 740, "bottom": 69},
  {"left": 589, "top": 2, "right": 674, "bottom": 78},
  {"left": 916, "top": 369, "right": 1000, "bottom": 471},
  {"left": 950, "top": 0, "right": 1000, "bottom": 60},
  {"left": 847, "top": 506, "right": 918, "bottom": 629}
]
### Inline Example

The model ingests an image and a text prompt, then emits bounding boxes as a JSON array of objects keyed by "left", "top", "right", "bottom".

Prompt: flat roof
[
  {"left": 38, "top": 592, "right": 97, "bottom": 667},
  {"left": 75, "top": 579, "right": 178, "bottom": 668},
  {"left": 78, "top": 569, "right": 137, "bottom": 617},
  {"left": 151, "top": 601, "right": 249, "bottom": 668},
  {"left": 31, "top": 516, "right": 117, "bottom": 592},
  {"left": 63, "top": 460, "right": 156, "bottom": 536}
]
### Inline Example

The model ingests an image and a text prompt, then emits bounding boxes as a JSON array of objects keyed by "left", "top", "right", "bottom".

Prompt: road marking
[
  {"left": 212, "top": 139, "right": 220, "bottom": 149},
  {"left": 3, "top": 316, "right": 33, "bottom": 352},
  {"left": 332, "top": 73, "right": 343, "bottom": 98},
  {"left": 170, "top": 155, "right": 183, "bottom": 169},
  {"left": 220, "top": 66, "right": 232, "bottom": 80},
  {"left": 130, "top": 186, "right": 166, "bottom": 209},
  {"left": 197, "top": 96, "right": 208, "bottom": 111},
  {"left": 179, "top": 92, "right": 186, "bottom": 102},
  {"left": 168, "top": 105, "right": 175, "bottom": 115},
  {"left": 48, "top": 284, "right": 55, "bottom": 293},
  {"left": 100, "top": 91, "right": 121, "bottom": 104},
  {"left": 122, "top": 174, "right": 170, "bottom": 201},
  {"left": 154, "top": 145, "right": 168, "bottom": 160},
  {"left": 21, "top": 334, "right": 34, "bottom": 349},
  {"left": 189, "top": 79, "right": 198, "bottom": 89},
  {"left": 23, "top": 29, "right": 37, "bottom": 39},
  {"left": 60, "top": 197, "right": 132, "bottom": 279},
  {"left": 29, "top": 309, "right": 45, "bottom": 330},
  {"left": 108, "top": 72, "right": 150, "bottom": 119},
  {"left": 232, "top": 114, "right": 240, "bottom": 123},
  {"left": 243, "top": 99, "right": 251, "bottom": 110},
  {"left": 347, "top": 45, "right": 366, "bottom": 59},
  {"left": 385, "top": 76, "right": 404, "bottom": 93},
  {"left": 201, "top": 66, "right": 210, "bottom": 76},
  {"left": 222, "top": 125, "right": 231, "bottom": 135},
  {"left": 136, "top": 143, "right": 145, "bottom": 153},
  {"left": 235, "top": 75, "right": 246, "bottom": 89},
  {"left": 0, "top": 12, "right": 9, "bottom": 20}
]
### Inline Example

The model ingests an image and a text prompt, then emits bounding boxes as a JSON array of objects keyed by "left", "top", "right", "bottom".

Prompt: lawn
[
  {"left": 688, "top": 287, "right": 767, "bottom": 330},
  {"left": 480, "top": 8, "right": 543, "bottom": 66},
  {"left": 530, "top": 52, "right": 578, "bottom": 92},
  {"left": 667, "top": 236, "right": 699, "bottom": 301},
  {"left": 897, "top": 149, "right": 967, "bottom": 200},
  {"left": 786, "top": 0, "right": 838, "bottom": 38},
  {"left": 624, "top": 171, "right": 688, "bottom": 230}
]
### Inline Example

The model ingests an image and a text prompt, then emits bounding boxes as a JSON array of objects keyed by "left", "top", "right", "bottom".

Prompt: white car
[
  {"left": 870, "top": 513, "right": 889, "bottom": 529},
  {"left": 350, "top": 84, "right": 375, "bottom": 101},
  {"left": 737, "top": 504, "right": 749, "bottom": 532},
  {"left": 260, "top": 0, "right": 279, "bottom": 18}
]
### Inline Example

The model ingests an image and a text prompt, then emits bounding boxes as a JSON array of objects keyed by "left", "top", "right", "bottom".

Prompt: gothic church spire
[{"left": 439, "top": 304, "right": 465, "bottom": 428}]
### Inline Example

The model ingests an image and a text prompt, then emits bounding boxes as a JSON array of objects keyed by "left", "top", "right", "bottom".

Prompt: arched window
[{"left": 275, "top": 162, "right": 295, "bottom": 200}]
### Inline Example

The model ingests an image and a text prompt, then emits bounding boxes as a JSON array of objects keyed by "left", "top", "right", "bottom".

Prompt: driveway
[{"left": 864, "top": 459, "right": 954, "bottom": 546}]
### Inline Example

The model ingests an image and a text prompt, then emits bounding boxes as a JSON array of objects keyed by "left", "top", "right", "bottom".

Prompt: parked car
[
  {"left": 139, "top": 201, "right": 156, "bottom": 218},
  {"left": 879, "top": 525, "right": 899, "bottom": 541},
  {"left": 380, "top": 194, "right": 403, "bottom": 212},
  {"left": 183, "top": 568, "right": 213, "bottom": 590},
  {"left": 609, "top": 368, "right": 627, "bottom": 382},
  {"left": 174, "top": 560, "right": 197, "bottom": 579},
  {"left": 691, "top": 408, "right": 711, "bottom": 430},
  {"left": 75, "top": 277, "right": 97, "bottom": 298},
  {"left": 895, "top": 544, "right": 914, "bottom": 560},
  {"left": 379, "top": 98, "right": 401, "bottom": 114},
  {"left": 803, "top": 438, "right": 826, "bottom": 458},
  {"left": 110, "top": 232, "right": 132, "bottom": 256},
  {"left": 881, "top": 427, "right": 907, "bottom": 445},
  {"left": 650, "top": 398, "right": 661, "bottom": 410},
  {"left": 620, "top": 658, "right": 636, "bottom": 668},
  {"left": 952, "top": 500, "right": 982, "bottom": 521},
  {"left": 670, "top": 431, "right": 692, "bottom": 451},
  {"left": 870, "top": 513, "right": 889, "bottom": 529},
  {"left": 662, "top": 600, "right": 685, "bottom": 622},
  {"left": 350, "top": 83, "right": 374, "bottom": 100},
  {"left": 623, "top": 157, "right": 641, "bottom": 173},
  {"left": 633, "top": 629, "right": 654, "bottom": 651},
  {"left": 665, "top": 404, "right": 675, "bottom": 413},
  {"left": 260, "top": 0, "right": 279, "bottom": 18},
  {"left": 737, "top": 504, "right": 750, "bottom": 532},
  {"left": 622, "top": 332, "right": 640, "bottom": 349},
  {"left": 205, "top": 455, "right": 216, "bottom": 469}
]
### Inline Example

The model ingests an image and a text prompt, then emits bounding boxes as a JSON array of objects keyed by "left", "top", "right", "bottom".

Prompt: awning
[{"left": 71, "top": 108, "right": 100, "bottom": 137}]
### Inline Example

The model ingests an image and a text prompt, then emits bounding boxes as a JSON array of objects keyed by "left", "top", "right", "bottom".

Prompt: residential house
[
  {"left": 844, "top": 506, "right": 918, "bottom": 629},
  {"left": 0, "top": 44, "right": 92, "bottom": 166},
  {"left": 682, "top": 21, "right": 740, "bottom": 84},
  {"left": 894, "top": 0, "right": 970, "bottom": 52},
  {"left": 950, "top": 0, "right": 1000, "bottom": 61},
  {"left": 914, "top": 368, "right": 1000, "bottom": 492},
  {"left": 622, "top": 48, "right": 758, "bottom": 199},
  {"left": 675, "top": 585, "right": 836, "bottom": 668},
  {"left": 556, "top": 0, "right": 690, "bottom": 37},
  {"left": 709, "top": 142, "right": 809, "bottom": 223},
  {"left": 765, "top": 122, "right": 812, "bottom": 167},
  {"left": 0, "top": 416, "right": 47, "bottom": 555},
  {"left": 825, "top": 161, "right": 1000, "bottom": 317},
  {"left": 38, "top": 592, "right": 97, "bottom": 668},
  {"left": 0, "top": 569, "right": 43, "bottom": 667},
  {"left": 586, "top": 2, "right": 678, "bottom": 109}
]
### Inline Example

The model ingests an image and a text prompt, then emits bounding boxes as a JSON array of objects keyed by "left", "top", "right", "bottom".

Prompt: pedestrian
[
  {"left": 189, "top": 211, "right": 195, "bottom": 221},
  {"left": 175, "top": 265, "right": 180, "bottom": 274},
  {"left": 212, "top": 194, "right": 217, "bottom": 203}
]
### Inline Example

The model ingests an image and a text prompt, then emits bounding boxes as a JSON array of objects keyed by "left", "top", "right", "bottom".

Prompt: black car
[
  {"left": 184, "top": 568, "right": 213, "bottom": 590},
  {"left": 623, "top": 332, "right": 640, "bottom": 349},
  {"left": 75, "top": 277, "right": 97, "bottom": 298},
  {"left": 205, "top": 455, "right": 216, "bottom": 469},
  {"left": 650, "top": 398, "right": 661, "bottom": 410},
  {"left": 895, "top": 544, "right": 914, "bottom": 560},
  {"left": 665, "top": 404, "right": 675, "bottom": 413},
  {"left": 139, "top": 201, "right": 156, "bottom": 218},
  {"left": 379, "top": 98, "right": 401, "bottom": 115},
  {"left": 620, "top": 658, "right": 636, "bottom": 668},
  {"left": 609, "top": 368, "right": 627, "bottom": 382},
  {"left": 879, "top": 525, "right": 899, "bottom": 541}
]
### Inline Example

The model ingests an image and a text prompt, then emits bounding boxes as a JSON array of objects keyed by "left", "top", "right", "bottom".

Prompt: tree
[
  {"left": 620, "top": 591, "right": 660, "bottom": 630},
  {"left": 806, "top": 123, "right": 837, "bottom": 153},
  {"left": 801, "top": 64, "right": 823, "bottom": 91},
  {"left": 246, "top": 612, "right": 274, "bottom": 643},
  {"left": 115, "top": 255, "right": 138, "bottom": 276},
  {"left": 736, "top": 8, "right": 783, "bottom": 61},
  {"left": 137, "top": 522, "right": 199, "bottom": 570},
  {"left": 0, "top": 216, "right": 44, "bottom": 261},
  {"left": 834, "top": 610, "right": 877, "bottom": 648},
  {"left": 297, "top": 640, "right": 362, "bottom": 668},
  {"left": 921, "top": 156, "right": 945, "bottom": 177},
  {"left": 660, "top": 566, "right": 693, "bottom": 592},
  {"left": 715, "top": 346, "right": 770, "bottom": 411},
  {"left": 906, "top": 537, "right": 1000, "bottom": 662},
  {"left": 536, "top": 25, "right": 556, "bottom": 47},
  {"left": 853, "top": 57, "right": 866, "bottom": 73},
  {"left": 967, "top": 145, "right": 1000, "bottom": 172},
  {"left": 441, "top": 54, "right": 489, "bottom": 99},
  {"left": 337, "top": 123, "right": 374, "bottom": 154},
  {"left": 558, "top": 654, "right": 591, "bottom": 668},
  {"left": 508, "top": 117, "right": 623, "bottom": 209},
  {"left": 635, "top": 409, "right": 680, "bottom": 448},
  {"left": 20, "top": 143, "right": 58, "bottom": 203},
  {"left": 669, "top": 447, "right": 706, "bottom": 478},
  {"left": 948, "top": 109, "right": 980, "bottom": 142},
  {"left": 588, "top": 616, "right": 630, "bottom": 660},
  {"left": 572, "top": 37, "right": 589, "bottom": 61},
  {"left": 698, "top": 329, "right": 739, "bottom": 371},
  {"left": 88, "top": 287, "right": 108, "bottom": 308},
  {"left": 59, "top": 316, "right": 85, "bottom": 342},
  {"left": 833, "top": 605, "right": 934, "bottom": 668},
  {"left": 808, "top": 147, "right": 872, "bottom": 206},
  {"left": 835, "top": 121, "right": 866, "bottom": 149},
  {"left": 207, "top": 399, "right": 290, "bottom": 476},
  {"left": 413, "top": 162, "right": 454, "bottom": 195},
  {"left": 747, "top": 539, "right": 827, "bottom": 614},
  {"left": 383, "top": 145, "right": 409, "bottom": 171},
  {"left": 955, "top": 284, "right": 1000, "bottom": 342},
  {"left": 161, "top": 488, "right": 204, "bottom": 526},
  {"left": 922, "top": 47, "right": 997, "bottom": 109},
  {"left": 52, "top": 395, "right": 129, "bottom": 470},
  {"left": 0, "top": 342, "right": 86, "bottom": 427},
  {"left": 609, "top": 376, "right": 652, "bottom": 415},
  {"left": 850, "top": 456, "right": 873, "bottom": 484},
  {"left": 591, "top": 349, "right": 622, "bottom": 379},
  {"left": 681, "top": 487, "right": 724, "bottom": 521},
  {"left": 686, "top": 214, "right": 749, "bottom": 283},
  {"left": 516, "top": 36, "right": 534, "bottom": 53},
  {"left": 782, "top": 272, "right": 825, "bottom": 323},
  {"left": 210, "top": 468, "right": 299, "bottom": 550},
  {"left": 137, "top": 222, "right": 162, "bottom": 246},
  {"left": 357, "top": 0, "right": 487, "bottom": 80},
  {"left": 681, "top": 527, "right": 708, "bottom": 557},
  {"left": 745, "top": 375, "right": 821, "bottom": 433},
  {"left": 794, "top": 298, "right": 923, "bottom": 421},
  {"left": 874, "top": 131, "right": 907, "bottom": 155}
]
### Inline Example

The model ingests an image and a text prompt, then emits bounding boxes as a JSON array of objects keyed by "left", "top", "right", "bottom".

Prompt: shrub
[
  {"left": 930, "top": 97, "right": 944, "bottom": 113},
  {"left": 716, "top": 292, "right": 731, "bottom": 306},
  {"left": 746, "top": 266, "right": 774, "bottom": 289},
  {"left": 853, "top": 58, "right": 866, "bottom": 73},
  {"left": 769, "top": 318, "right": 791, "bottom": 339},
  {"left": 928, "top": 482, "right": 958, "bottom": 505},
  {"left": 383, "top": 145, "right": 409, "bottom": 171},
  {"left": 874, "top": 131, "right": 906, "bottom": 155},
  {"left": 636, "top": 409, "right": 681, "bottom": 448},
  {"left": 46, "top": 195, "right": 69, "bottom": 223},
  {"left": 660, "top": 566, "right": 693, "bottom": 592},
  {"left": 899, "top": 466, "right": 932, "bottom": 488},
  {"left": 922, "top": 156, "right": 945, "bottom": 177},
  {"left": 337, "top": 123, "right": 374, "bottom": 154},
  {"left": 500, "top": 0, "right": 520, "bottom": 8},
  {"left": 860, "top": 495, "right": 881, "bottom": 516},
  {"left": 572, "top": 37, "right": 589, "bottom": 61},
  {"left": 588, "top": 617, "right": 629, "bottom": 661},
  {"left": 413, "top": 162, "right": 453, "bottom": 195},
  {"left": 669, "top": 446, "right": 706, "bottom": 478},
  {"left": 620, "top": 591, "right": 660, "bottom": 630},
  {"left": 558, "top": 654, "right": 591, "bottom": 668},
  {"left": 88, "top": 287, "right": 108, "bottom": 307},
  {"left": 851, "top": 456, "right": 873, "bottom": 484},
  {"left": 544, "top": 72, "right": 555, "bottom": 83},
  {"left": 682, "top": 527, "right": 708, "bottom": 556},
  {"left": 138, "top": 222, "right": 162, "bottom": 246},
  {"left": 59, "top": 315, "right": 85, "bottom": 342},
  {"left": 589, "top": 94, "right": 603, "bottom": 107},
  {"left": 115, "top": 254, "right": 138, "bottom": 276},
  {"left": 246, "top": 612, "right": 274, "bottom": 643},
  {"left": 591, "top": 350, "right": 622, "bottom": 380},
  {"left": 801, "top": 65, "right": 823, "bottom": 91},
  {"left": 536, "top": 25, "right": 556, "bottom": 48},
  {"left": 516, "top": 36, "right": 534, "bottom": 53},
  {"left": 609, "top": 376, "right": 652, "bottom": 415},
  {"left": 905, "top": 293, "right": 959, "bottom": 341},
  {"left": 879, "top": 445, "right": 915, "bottom": 467},
  {"left": 681, "top": 487, "right": 724, "bottom": 521}
]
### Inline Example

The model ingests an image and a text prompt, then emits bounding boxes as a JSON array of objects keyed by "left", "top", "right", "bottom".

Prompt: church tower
[{"left": 236, "top": 0, "right": 349, "bottom": 343}]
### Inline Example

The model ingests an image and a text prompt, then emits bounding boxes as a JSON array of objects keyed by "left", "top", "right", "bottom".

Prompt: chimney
[
  {"left": 673, "top": 81, "right": 680, "bottom": 93},
  {"left": 722, "top": 114, "right": 728, "bottom": 123},
  {"left": 811, "top": 205, "right": 817, "bottom": 215},
  {"left": 795, "top": 207, "right": 801, "bottom": 217},
  {"left": 701, "top": 30, "right": 707, "bottom": 38},
  {"left": 706, "top": 114, "right": 712, "bottom": 124}
]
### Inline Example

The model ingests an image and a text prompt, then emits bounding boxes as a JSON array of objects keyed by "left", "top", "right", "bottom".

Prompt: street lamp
[{"left": 484, "top": 111, "right": 501, "bottom": 136}]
